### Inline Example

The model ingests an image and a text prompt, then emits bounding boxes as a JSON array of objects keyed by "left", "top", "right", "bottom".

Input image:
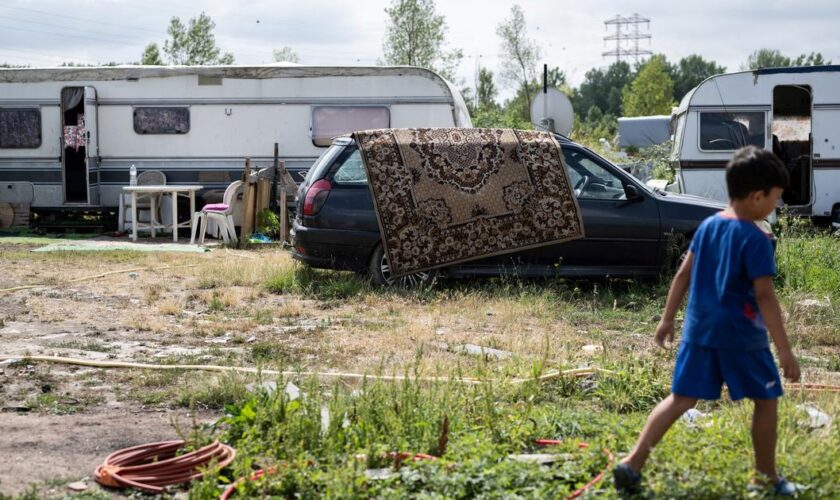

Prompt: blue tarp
[{"left": 618, "top": 115, "right": 671, "bottom": 148}]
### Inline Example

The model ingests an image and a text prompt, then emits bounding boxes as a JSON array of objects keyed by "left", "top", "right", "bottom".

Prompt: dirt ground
[
  {"left": 2, "top": 238, "right": 838, "bottom": 497},
  {"left": 0, "top": 409, "right": 210, "bottom": 497},
  {"left": 0, "top": 241, "right": 587, "bottom": 496}
]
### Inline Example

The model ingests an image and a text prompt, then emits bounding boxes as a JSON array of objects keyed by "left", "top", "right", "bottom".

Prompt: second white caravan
[{"left": 671, "top": 65, "right": 840, "bottom": 220}]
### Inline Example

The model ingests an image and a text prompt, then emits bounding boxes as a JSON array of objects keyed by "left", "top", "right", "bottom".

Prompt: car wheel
[{"left": 369, "top": 244, "right": 437, "bottom": 287}]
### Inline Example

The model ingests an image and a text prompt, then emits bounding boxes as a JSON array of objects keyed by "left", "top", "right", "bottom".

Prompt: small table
[{"left": 122, "top": 185, "right": 203, "bottom": 242}]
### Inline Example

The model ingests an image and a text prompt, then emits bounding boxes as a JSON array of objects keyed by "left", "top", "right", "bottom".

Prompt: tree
[
  {"left": 273, "top": 46, "right": 300, "bottom": 64},
  {"left": 573, "top": 61, "right": 633, "bottom": 119},
  {"left": 622, "top": 55, "right": 675, "bottom": 116},
  {"left": 671, "top": 54, "right": 725, "bottom": 102},
  {"left": 792, "top": 52, "right": 831, "bottom": 66},
  {"left": 496, "top": 5, "right": 540, "bottom": 112},
  {"left": 743, "top": 49, "right": 790, "bottom": 70},
  {"left": 743, "top": 49, "right": 831, "bottom": 70},
  {"left": 381, "top": 0, "right": 463, "bottom": 81},
  {"left": 163, "top": 12, "right": 234, "bottom": 65},
  {"left": 141, "top": 43, "right": 164, "bottom": 65},
  {"left": 477, "top": 67, "right": 498, "bottom": 111}
]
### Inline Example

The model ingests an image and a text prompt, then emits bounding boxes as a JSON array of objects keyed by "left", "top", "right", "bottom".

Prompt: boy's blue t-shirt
[{"left": 682, "top": 213, "right": 776, "bottom": 350}]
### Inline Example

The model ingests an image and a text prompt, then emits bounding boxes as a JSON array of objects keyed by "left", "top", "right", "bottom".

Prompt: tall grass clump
[
  {"left": 775, "top": 216, "right": 840, "bottom": 296},
  {"left": 265, "top": 264, "right": 371, "bottom": 300}
]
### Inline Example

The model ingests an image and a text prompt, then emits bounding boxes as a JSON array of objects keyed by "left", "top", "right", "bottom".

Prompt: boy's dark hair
[{"left": 726, "top": 146, "right": 789, "bottom": 199}]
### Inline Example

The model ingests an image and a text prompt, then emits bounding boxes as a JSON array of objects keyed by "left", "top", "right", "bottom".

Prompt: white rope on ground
[
  {"left": 0, "top": 355, "right": 603, "bottom": 385},
  {"left": 0, "top": 264, "right": 199, "bottom": 295}
]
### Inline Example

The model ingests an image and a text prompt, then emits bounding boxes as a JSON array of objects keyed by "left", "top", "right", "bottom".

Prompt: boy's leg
[
  {"left": 752, "top": 398, "right": 779, "bottom": 483},
  {"left": 622, "top": 393, "right": 698, "bottom": 473}
]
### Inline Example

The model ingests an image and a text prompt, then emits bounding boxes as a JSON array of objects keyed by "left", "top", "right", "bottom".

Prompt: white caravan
[
  {"left": 671, "top": 65, "right": 840, "bottom": 219},
  {"left": 0, "top": 65, "right": 471, "bottom": 218}
]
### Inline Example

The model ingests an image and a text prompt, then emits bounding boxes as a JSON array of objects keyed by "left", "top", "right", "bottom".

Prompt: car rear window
[{"left": 332, "top": 147, "right": 367, "bottom": 185}]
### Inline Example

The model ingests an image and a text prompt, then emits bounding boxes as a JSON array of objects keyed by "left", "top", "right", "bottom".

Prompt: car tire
[{"left": 369, "top": 243, "right": 437, "bottom": 288}]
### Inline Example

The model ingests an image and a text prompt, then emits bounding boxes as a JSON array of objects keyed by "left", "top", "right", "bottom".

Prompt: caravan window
[
  {"left": 133, "top": 107, "right": 190, "bottom": 134},
  {"left": 699, "top": 112, "right": 765, "bottom": 151},
  {"left": 0, "top": 108, "right": 41, "bottom": 148},
  {"left": 311, "top": 106, "right": 389, "bottom": 147}
]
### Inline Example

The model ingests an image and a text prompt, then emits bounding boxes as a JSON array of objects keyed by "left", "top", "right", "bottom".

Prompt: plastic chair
[
  {"left": 118, "top": 170, "right": 167, "bottom": 232},
  {"left": 191, "top": 180, "right": 242, "bottom": 245}
]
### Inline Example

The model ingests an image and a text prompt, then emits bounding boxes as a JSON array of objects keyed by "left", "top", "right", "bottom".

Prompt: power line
[
  {"left": 0, "top": 15, "right": 153, "bottom": 45},
  {"left": 602, "top": 13, "right": 652, "bottom": 64}
]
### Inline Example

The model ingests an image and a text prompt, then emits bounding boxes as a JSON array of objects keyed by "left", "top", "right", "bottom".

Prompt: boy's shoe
[
  {"left": 747, "top": 477, "right": 803, "bottom": 497},
  {"left": 613, "top": 463, "right": 642, "bottom": 494}
]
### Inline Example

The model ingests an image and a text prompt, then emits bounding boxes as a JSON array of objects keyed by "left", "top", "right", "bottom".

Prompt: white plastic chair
[
  {"left": 118, "top": 170, "right": 167, "bottom": 232},
  {"left": 190, "top": 180, "right": 242, "bottom": 245}
]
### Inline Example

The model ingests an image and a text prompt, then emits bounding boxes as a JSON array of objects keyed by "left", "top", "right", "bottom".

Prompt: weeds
[
  {"left": 189, "top": 369, "right": 840, "bottom": 498},
  {"left": 265, "top": 264, "right": 371, "bottom": 300}
]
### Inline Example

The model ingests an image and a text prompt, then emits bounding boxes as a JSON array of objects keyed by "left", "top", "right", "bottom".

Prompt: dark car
[{"left": 291, "top": 134, "right": 726, "bottom": 285}]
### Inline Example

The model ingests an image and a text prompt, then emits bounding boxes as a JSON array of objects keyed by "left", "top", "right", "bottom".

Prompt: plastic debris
[
  {"left": 581, "top": 344, "right": 603, "bottom": 355},
  {"left": 320, "top": 405, "right": 330, "bottom": 434},
  {"left": 682, "top": 408, "right": 705, "bottom": 424},
  {"left": 247, "top": 233, "right": 272, "bottom": 244},
  {"left": 797, "top": 403, "right": 832, "bottom": 429},
  {"left": 797, "top": 299, "right": 828, "bottom": 308},
  {"left": 436, "top": 342, "right": 512, "bottom": 360},
  {"left": 0, "top": 358, "right": 21, "bottom": 367},
  {"left": 365, "top": 468, "right": 397, "bottom": 481},
  {"left": 507, "top": 454, "right": 561, "bottom": 464},
  {"left": 128, "top": 272, "right": 139, "bottom": 279},
  {"left": 67, "top": 481, "right": 88, "bottom": 492}
]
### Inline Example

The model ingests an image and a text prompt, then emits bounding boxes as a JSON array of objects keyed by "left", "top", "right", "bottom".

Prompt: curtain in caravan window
[
  {"left": 61, "top": 88, "right": 84, "bottom": 110},
  {"left": 311, "top": 107, "right": 389, "bottom": 147},
  {"left": 699, "top": 112, "right": 765, "bottom": 151},
  {"left": 0, "top": 108, "right": 42, "bottom": 148}
]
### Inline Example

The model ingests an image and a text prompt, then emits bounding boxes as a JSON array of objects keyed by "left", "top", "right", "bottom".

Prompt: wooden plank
[
  {"left": 279, "top": 189, "right": 288, "bottom": 243},
  {"left": 240, "top": 183, "right": 256, "bottom": 246},
  {"left": 239, "top": 159, "right": 254, "bottom": 247},
  {"left": 257, "top": 179, "right": 270, "bottom": 213}
]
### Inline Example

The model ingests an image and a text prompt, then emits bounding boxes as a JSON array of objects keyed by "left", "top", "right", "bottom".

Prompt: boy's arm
[
  {"left": 655, "top": 251, "right": 693, "bottom": 348},
  {"left": 754, "top": 276, "right": 801, "bottom": 382}
]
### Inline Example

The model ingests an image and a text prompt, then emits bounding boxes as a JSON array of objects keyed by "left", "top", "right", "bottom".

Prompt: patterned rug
[{"left": 354, "top": 128, "right": 584, "bottom": 277}]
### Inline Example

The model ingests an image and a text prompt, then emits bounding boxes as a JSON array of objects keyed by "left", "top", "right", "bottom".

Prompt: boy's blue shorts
[{"left": 672, "top": 342, "right": 783, "bottom": 401}]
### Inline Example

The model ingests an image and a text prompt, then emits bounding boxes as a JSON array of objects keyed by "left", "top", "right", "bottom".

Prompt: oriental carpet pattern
[{"left": 354, "top": 128, "right": 584, "bottom": 277}]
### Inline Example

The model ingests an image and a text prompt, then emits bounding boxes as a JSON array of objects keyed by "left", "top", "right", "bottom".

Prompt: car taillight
[{"left": 302, "top": 179, "right": 332, "bottom": 216}]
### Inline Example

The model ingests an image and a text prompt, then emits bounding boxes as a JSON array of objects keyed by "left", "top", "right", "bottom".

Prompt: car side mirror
[{"left": 623, "top": 184, "right": 642, "bottom": 202}]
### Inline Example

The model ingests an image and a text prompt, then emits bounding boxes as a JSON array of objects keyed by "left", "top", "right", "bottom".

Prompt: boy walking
[{"left": 613, "top": 146, "right": 801, "bottom": 495}]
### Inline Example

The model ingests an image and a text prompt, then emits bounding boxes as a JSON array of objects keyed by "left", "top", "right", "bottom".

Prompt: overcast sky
[{"left": 2, "top": 0, "right": 839, "bottom": 101}]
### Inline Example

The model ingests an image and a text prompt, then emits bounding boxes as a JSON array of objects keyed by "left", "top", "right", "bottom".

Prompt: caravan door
[{"left": 84, "top": 86, "right": 100, "bottom": 205}]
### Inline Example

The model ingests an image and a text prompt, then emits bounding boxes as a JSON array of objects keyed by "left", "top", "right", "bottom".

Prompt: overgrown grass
[
  {"left": 187, "top": 367, "right": 840, "bottom": 498},
  {"left": 776, "top": 218, "right": 840, "bottom": 295},
  {"left": 265, "top": 264, "right": 372, "bottom": 300}
]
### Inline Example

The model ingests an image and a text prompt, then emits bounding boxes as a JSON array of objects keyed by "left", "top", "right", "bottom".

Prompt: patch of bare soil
[{"left": 0, "top": 408, "right": 212, "bottom": 496}]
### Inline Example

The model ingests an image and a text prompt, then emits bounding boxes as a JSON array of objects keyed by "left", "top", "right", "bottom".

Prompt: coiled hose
[{"left": 95, "top": 440, "right": 235, "bottom": 494}]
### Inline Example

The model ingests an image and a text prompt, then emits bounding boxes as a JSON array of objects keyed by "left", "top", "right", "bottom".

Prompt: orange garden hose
[
  {"left": 95, "top": 440, "right": 235, "bottom": 494},
  {"left": 567, "top": 447, "right": 615, "bottom": 499},
  {"left": 535, "top": 439, "right": 614, "bottom": 499}
]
